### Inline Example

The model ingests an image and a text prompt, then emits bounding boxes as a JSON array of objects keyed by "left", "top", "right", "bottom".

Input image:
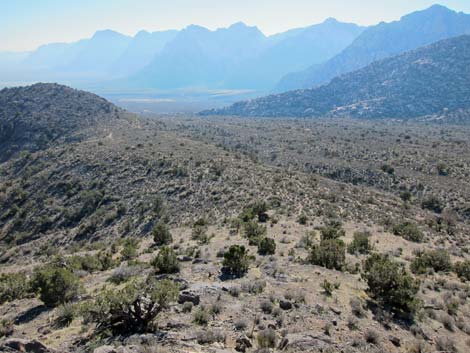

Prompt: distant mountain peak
[
  {"left": 229, "top": 21, "right": 250, "bottom": 29},
  {"left": 323, "top": 17, "right": 339, "bottom": 24},
  {"left": 92, "top": 29, "right": 129, "bottom": 40},
  {"left": 403, "top": 3, "right": 455, "bottom": 20}
]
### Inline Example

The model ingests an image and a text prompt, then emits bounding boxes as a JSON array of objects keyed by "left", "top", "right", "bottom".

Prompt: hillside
[
  {"left": 278, "top": 4, "right": 470, "bottom": 91},
  {"left": 202, "top": 35, "right": 470, "bottom": 119},
  {"left": 1, "top": 85, "right": 470, "bottom": 353},
  {"left": 0, "top": 83, "right": 123, "bottom": 163}
]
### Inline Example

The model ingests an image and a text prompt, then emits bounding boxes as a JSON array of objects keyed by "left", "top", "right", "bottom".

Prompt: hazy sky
[{"left": 2, "top": 0, "right": 470, "bottom": 52}]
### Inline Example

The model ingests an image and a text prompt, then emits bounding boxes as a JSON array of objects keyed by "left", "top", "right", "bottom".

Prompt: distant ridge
[
  {"left": 201, "top": 35, "right": 470, "bottom": 120},
  {"left": 277, "top": 4, "right": 470, "bottom": 91}
]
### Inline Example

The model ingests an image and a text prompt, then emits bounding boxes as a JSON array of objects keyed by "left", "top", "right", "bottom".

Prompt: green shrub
[
  {"left": 308, "top": 239, "right": 346, "bottom": 270},
  {"left": 152, "top": 222, "right": 173, "bottom": 246},
  {"left": 63, "top": 252, "right": 116, "bottom": 273},
  {"left": 258, "top": 237, "right": 276, "bottom": 255},
  {"left": 410, "top": 249, "right": 452, "bottom": 275},
  {"left": 362, "top": 254, "right": 421, "bottom": 313},
  {"left": 257, "top": 328, "right": 277, "bottom": 348},
  {"left": 239, "top": 201, "right": 268, "bottom": 222},
  {"left": 56, "top": 302, "right": 77, "bottom": 327},
  {"left": 392, "top": 222, "right": 424, "bottom": 243},
  {"left": 381, "top": 164, "right": 395, "bottom": 175},
  {"left": 454, "top": 260, "right": 470, "bottom": 282},
  {"left": 193, "top": 306, "right": 211, "bottom": 325},
  {"left": 151, "top": 246, "right": 180, "bottom": 274},
  {"left": 320, "top": 220, "right": 345, "bottom": 240},
  {"left": 87, "top": 278, "right": 178, "bottom": 335},
  {"left": 243, "top": 221, "right": 266, "bottom": 245},
  {"left": 0, "top": 319, "right": 13, "bottom": 338},
  {"left": 31, "top": 265, "right": 81, "bottom": 307},
  {"left": 348, "top": 231, "right": 372, "bottom": 255},
  {"left": 321, "top": 279, "right": 340, "bottom": 296},
  {"left": 0, "top": 272, "right": 31, "bottom": 304},
  {"left": 421, "top": 196, "right": 443, "bottom": 214},
  {"left": 297, "top": 214, "right": 308, "bottom": 225},
  {"left": 222, "top": 245, "right": 251, "bottom": 277},
  {"left": 121, "top": 238, "right": 139, "bottom": 260}
]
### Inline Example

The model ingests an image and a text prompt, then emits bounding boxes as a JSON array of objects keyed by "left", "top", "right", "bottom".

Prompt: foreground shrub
[
  {"left": 31, "top": 265, "right": 81, "bottom": 307},
  {"left": 320, "top": 220, "right": 345, "bottom": 240},
  {"left": 421, "top": 196, "right": 443, "bottom": 214},
  {"left": 0, "top": 319, "right": 13, "bottom": 338},
  {"left": 348, "top": 231, "right": 372, "bottom": 255},
  {"left": 241, "top": 279, "right": 266, "bottom": 294},
  {"left": 258, "top": 237, "right": 276, "bottom": 255},
  {"left": 392, "top": 222, "right": 424, "bottom": 243},
  {"left": 239, "top": 201, "right": 268, "bottom": 222},
  {"left": 63, "top": 252, "right": 117, "bottom": 273},
  {"left": 193, "top": 306, "right": 211, "bottom": 326},
  {"left": 0, "top": 272, "right": 31, "bottom": 304},
  {"left": 107, "top": 265, "right": 142, "bottom": 284},
  {"left": 257, "top": 328, "right": 277, "bottom": 348},
  {"left": 151, "top": 246, "right": 180, "bottom": 274},
  {"left": 410, "top": 249, "right": 452, "bottom": 275},
  {"left": 152, "top": 222, "right": 173, "bottom": 246},
  {"left": 56, "top": 302, "right": 77, "bottom": 327},
  {"left": 362, "top": 254, "right": 420, "bottom": 313},
  {"left": 243, "top": 221, "right": 266, "bottom": 245},
  {"left": 87, "top": 278, "right": 178, "bottom": 335},
  {"left": 121, "top": 238, "right": 139, "bottom": 260},
  {"left": 222, "top": 245, "right": 251, "bottom": 277},
  {"left": 308, "top": 239, "right": 346, "bottom": 270},
  {"left": 454, "top": 260, "right": 470, "bottom": 281}
]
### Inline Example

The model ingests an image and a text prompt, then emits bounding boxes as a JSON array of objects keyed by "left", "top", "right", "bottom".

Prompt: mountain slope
[
  {"left": 277, "top": 4, "right": 470, "bottom": 91},
  {"left": 202, "top": 35, "right": 470, "bottom": 119},
  {"left": 224, "top": 19, "right": 364, "bottom": 89},
  {"left": 108, "top": 30, "right": 178, "bottom": 77},
  {"left": 126, "top": 20, "right": 363, "bottom": 90},
  {"left": 0, "top": 83, "right": 123, "bottom": 163},
  {"left": 129, "top": 23, "right": 268, "bottom": 89}
]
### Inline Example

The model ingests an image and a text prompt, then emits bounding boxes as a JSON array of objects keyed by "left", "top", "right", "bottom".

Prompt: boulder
[
  {"left": 2, "top": 338, "right": 56, "bottom": 353},
  {"left": 178, "top": 291, "right": 200, "bottom": 305},
  {"left": 235, "top": 335, "right": 252, "bottom": 352},
  {"left": 279, "top": 300, "right": 293, "bottom": 310}
]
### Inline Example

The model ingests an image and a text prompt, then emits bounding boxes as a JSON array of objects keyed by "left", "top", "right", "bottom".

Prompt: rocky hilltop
[{"left": 0, "top": 83, "right": 122, "bottom": 162}]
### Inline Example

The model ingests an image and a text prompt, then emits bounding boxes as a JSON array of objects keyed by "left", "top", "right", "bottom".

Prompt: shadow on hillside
[{"left": 14, "top": 305, "right": 50, "bottom": 325}]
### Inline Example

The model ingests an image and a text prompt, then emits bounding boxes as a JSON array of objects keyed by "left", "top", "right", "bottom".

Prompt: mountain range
[
  {"left": 277, "top": 4, "right": 470, "bottom": 91},
  {"left": 0, "top": 19, "right": 364, "bottom": 90},
  {"left": 201, "top": 35, "right": 470, "bottom": 120},
  {"left": 1, "top": 4, "right": 470, "bottom": 101}
]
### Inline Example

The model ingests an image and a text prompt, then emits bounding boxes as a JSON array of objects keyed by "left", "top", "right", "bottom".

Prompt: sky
[{"left": 2, "top": 0, "right": 470, "bottom": 52}]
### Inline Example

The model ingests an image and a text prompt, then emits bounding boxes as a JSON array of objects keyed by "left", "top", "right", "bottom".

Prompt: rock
[
  {"left": 93, "top": 346, "right": 116, "bottom": 353},
  {"left": 332, "top": 319, "right": 338, "bottom": 326},
  {"left": 2, "top": 338, "right": 56, "bottom": 353},
  {"left": 279, "top": 300, "right": 293, "bottom": 310},
  {"left": 389, "top": 335, "right": 401, "bottom": 347},
  {"left": 177, "top": 255, "right": 193, "bottom": 262},
  {"left": 282, "top": 333, "right": 333, "bottom": 351},
  {"left": 278, "top": 337, "right": 289, "bottom": 350},
  {"left": 235, "top": 335, "right": 252, "bottom": 352},
  {"left": 329, "top": 306, "right": 342, "bottom": 315},
  {"left": 178, "top": 291, "right": 200, "bottom": 305}
]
